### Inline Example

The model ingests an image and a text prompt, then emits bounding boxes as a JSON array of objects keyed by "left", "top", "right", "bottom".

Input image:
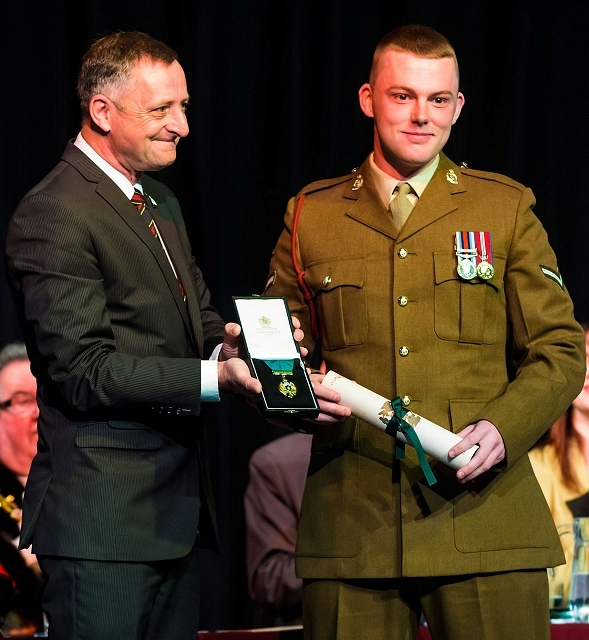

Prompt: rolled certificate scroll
[{"left": 321, "top": 370, "right": 478, "bottom": 471}]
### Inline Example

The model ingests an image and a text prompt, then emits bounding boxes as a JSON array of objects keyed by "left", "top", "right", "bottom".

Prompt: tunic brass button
[
  {"left": 399, "top": 346, "right": 409, "bottom": 357},
  {"left": 398, "top": 296, "right": 408, "bottom": 307},
  {"left": 397, "top": 248, "right": 408, "bottom": 259},
  {"left": 401, "top": 396, "right": 411, "bottom": 407},
  {"left": 322, "top": 275, "right": 332, "bottom": 287}
]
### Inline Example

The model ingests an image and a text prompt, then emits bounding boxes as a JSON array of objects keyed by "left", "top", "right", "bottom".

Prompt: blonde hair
[{"left": 370, "top": 24, "right": 459, "bottom": 85}]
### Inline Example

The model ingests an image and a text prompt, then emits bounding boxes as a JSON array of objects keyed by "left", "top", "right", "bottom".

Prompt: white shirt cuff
[{"left": 201, "top": 359, "right": 220, "bottom": 401}]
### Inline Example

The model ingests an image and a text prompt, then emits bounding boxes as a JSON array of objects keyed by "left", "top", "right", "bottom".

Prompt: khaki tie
[{"left": 389, "top": 182, "right": 415, "bottom": 234}]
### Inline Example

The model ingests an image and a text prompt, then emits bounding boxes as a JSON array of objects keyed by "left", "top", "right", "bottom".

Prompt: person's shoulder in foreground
[{"left": 244, "top": 432, "right": 312, "bottom": 625}]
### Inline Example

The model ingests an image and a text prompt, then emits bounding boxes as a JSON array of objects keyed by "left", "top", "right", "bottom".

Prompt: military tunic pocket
[
  {"left": 433, "top": 251, "right": 506, "bottom": 345},
  {"left": 449, "top": 400, "right": 555, "bottom": 553},
  {"left": 305, "top": 256, "right": 367, "bottom": 351}
]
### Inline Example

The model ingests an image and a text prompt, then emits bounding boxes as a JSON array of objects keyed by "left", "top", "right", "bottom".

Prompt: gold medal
[
  {"left": 266, "top": 359, "right": 298, "bottom": 399},
  {"left": 278, "top": 376, "right": 297, "bottom": 398}
]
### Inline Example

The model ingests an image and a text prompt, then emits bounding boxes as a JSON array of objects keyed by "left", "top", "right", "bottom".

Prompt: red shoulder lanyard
[{"left": 291, "top": 194, "right": 320, "bottom": 341}]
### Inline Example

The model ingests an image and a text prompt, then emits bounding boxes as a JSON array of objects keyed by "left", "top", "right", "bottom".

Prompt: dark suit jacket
[
  {"left": 265, "top": 154, "right": 586, "bottom": 579},
  {"left": 5, "top": 142, "right": 225, "bottom": 562}
]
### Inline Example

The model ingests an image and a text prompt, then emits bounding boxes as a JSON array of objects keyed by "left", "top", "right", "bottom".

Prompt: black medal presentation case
[{"left": 233, "top": 296, "right": 319, "bottom": 417}]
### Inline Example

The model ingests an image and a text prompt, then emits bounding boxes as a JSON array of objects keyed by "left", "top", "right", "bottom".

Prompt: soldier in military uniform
[{"left": 263, "top": 24, "right": 586, "bottom": 640}]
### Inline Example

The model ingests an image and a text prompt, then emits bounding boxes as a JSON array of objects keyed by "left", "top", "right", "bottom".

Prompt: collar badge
[{"left": 446, "top": 169, "right": 458, "bottom": 185}]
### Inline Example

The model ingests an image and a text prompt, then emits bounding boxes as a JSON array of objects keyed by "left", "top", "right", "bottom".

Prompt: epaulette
[
  {"left": 458, "top": 165, "right": 527, "bottom": 193},
  {"left": 296, "top": 169, "right": 357, "bottom": 198}
]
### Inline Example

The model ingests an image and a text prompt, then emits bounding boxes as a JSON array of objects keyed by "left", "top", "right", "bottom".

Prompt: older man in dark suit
[{"left": 5, "top": 31, "right": 267, "bottom": 640}]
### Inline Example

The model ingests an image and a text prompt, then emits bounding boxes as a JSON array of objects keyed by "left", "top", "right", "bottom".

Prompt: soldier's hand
[
  {"left": 305, "top": 373, "right": 352, "bottom": 424},
  {"left": 449, "top": 419, "right": 505, "bottom": 483}
]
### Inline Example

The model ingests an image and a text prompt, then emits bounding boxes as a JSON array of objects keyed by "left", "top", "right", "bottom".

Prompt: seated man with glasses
[{"left": 0, "top": 343, "right": 44, "bottom": 636}]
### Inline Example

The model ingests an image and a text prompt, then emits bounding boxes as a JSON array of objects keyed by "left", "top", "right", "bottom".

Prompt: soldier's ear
[
  {"left": 452, "top": 92, "right": 465, "bottom": 125},
  {"left": 359, "top": 83, "right": 374, "bottom": 119}
]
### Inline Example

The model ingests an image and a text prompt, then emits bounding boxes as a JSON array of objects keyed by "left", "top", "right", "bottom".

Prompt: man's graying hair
[
  {"left": 77, "top": 31, "right": 179, "bottom": 119},
  {"left": 0, "top": 343, "right": 28, "bottom": 374}
]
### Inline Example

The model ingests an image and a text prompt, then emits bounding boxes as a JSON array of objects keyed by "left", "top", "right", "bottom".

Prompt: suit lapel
[
  {"left": 63, "top": 143, "right": 196, "bottom": 347},
  {"left": 148, "top": 201, "right": 204, "bottom": 353}
]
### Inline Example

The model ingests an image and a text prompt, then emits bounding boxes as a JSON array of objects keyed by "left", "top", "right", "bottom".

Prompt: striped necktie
[
  {"left": 131, "top": 189, "right": 158, "bottom": 238},
  {"left": 131, "top": 188, "right": 186, "bottom": 302}
]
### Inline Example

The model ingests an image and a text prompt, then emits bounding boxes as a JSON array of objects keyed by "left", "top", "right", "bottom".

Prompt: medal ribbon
[
  {"left": 455, "top": 232, "right": 476, "bottom": 266},
  {"left": 265, "top": 359, "right": 294, "bottom": 375},
  {"left": 466, "top": 231, "right": 476, "bottom": 261},
  {"left": 382, "top": 397, "right": 437, "bottom": 486},
  {"left": 475, "top": 232, "right": 492, "bottom": 266}
]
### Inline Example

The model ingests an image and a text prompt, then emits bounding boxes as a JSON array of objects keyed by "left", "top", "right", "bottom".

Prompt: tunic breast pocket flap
[
  {"left": 433, "top": 251, "right": 506, "bottom": 345},
  {"left": 305, "top": 256, "right": 367, "bottom": 350}
]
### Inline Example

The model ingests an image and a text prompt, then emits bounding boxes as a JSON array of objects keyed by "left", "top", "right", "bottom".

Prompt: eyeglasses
[{"left": 0, "top": 392, "right": 37, "bottom": 417}]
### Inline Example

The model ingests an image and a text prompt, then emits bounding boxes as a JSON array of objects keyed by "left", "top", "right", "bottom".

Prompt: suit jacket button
[
  {"left": 397, "top": 248, "right": 408, "bottom": 259},
  {"left": 399, "top": 346, "right": 409, "bottom": 357},
  {"left": 322, "top": 275, "right": 332, "bottom": 287},
  {"left": 401, "top": 396, "right": 411, "bottom": 406},
  {"left": 398, "top": 296, "right": 408, "bottom": 307}
]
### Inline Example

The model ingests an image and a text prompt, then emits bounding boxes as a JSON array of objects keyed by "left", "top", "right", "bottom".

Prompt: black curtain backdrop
[{"left": 2, "top": 0, "right": 588, "bottom": 630}]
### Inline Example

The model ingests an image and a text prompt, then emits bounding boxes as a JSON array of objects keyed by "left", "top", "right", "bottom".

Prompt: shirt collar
[
  {"left": 369, "top": 153, "right": 440, "bottom": 207},
  {"left": 74, "top": 132, "right": 140, "bottom": 199}
]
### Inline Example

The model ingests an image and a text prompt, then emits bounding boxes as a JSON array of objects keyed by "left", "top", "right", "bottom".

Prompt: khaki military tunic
[{"left": 264, "top": 153, "right": 585, "bottom": 580}]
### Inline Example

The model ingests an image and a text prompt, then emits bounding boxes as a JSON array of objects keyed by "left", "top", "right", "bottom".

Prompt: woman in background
[{"left": 529, "top": 324, "right": 589, "bottom": 610}]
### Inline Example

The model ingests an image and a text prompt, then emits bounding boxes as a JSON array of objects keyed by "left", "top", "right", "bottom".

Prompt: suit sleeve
[
  {"left": 475, "top": 188, "right": 585, "bottom": 466},
  {"left": 6, "top": 192, "right": 222, "bottom": 415}
]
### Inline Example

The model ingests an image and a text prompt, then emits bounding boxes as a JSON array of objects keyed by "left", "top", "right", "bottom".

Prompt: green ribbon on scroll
[{"left": 382, "top": 397, "right": 437, "bottom": 486}]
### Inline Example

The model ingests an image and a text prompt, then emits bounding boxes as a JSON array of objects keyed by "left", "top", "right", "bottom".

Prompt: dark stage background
[{"left": 1, "top": 0, "right": 588, "bottom": 630}]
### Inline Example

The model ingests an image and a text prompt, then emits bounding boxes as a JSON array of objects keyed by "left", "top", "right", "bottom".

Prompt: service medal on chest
[
  {"left": 455, "top": 231, "right": 478, "bottom": 281},
  {"left": 476, "top": 260, "right": 495, "bottom": 280},
  {"left": 457, "top": 257, "right": 477, "bottom": 280},
  {"left": 475, "top": 231, "right": 495, "bottom": 280}
]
